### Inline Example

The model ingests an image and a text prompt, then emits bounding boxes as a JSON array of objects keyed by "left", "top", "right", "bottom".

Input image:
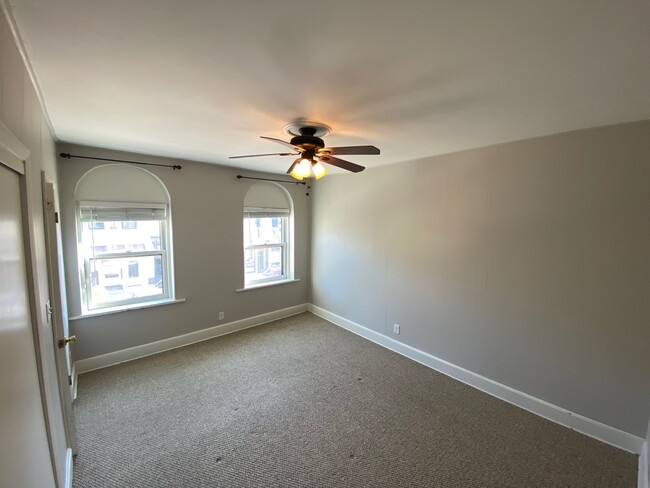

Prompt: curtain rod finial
[{"left": 60, "top": 152, "right": 71, "bottom": 159}]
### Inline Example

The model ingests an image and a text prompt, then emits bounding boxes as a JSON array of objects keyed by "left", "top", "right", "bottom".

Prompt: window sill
[
  {"left": 236, "top": 278, "right": 301, "bottom": 293},
  {"left": 69, "top": 298, "right": 186, "bottom": 321}
]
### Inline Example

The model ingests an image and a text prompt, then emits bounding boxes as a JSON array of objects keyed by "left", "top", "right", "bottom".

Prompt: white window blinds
[
  {"left": 79, "top": 205, "right": 167, "bottom": 222},
  {"left": 244, "top": 207, "right": 290, "bottom": 219}
]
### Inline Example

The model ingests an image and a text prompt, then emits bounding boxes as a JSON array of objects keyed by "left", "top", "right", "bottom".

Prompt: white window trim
[
  {"left": 69, "top": 298, "right": 186, "bottom": 320},
  {"left": 243, "top": 209, "right": 293, "bottom": 288},
  {"left": 76, "top": 200, "right": 175, "bottom": 314},
  {"left": 236, "top": 278, "right": 301, "bottom": 293}
]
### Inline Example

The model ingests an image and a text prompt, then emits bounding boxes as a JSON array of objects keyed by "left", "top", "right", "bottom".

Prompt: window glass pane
[
  {"left": 81, "top": 220, "right": 162, "bottom": 256},
  {"left": 128, "top": 261, "right": 139, "bottom": 278},
  {"left": 88, "top": 255, "right": 164, "bottom": 307},
  {"left": 244, "top": 216, "right": 283, "bottom": 246},
  {"left": 244, "top": 246, "right": 285, "bottom": 284}
]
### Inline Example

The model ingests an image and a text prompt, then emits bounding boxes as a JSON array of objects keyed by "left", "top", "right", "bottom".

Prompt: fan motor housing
[{"left": 290, "top": 135, "right": 325, "bottom": 150}]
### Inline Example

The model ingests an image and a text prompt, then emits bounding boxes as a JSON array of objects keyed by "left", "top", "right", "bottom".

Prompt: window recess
[
  {"left": 78, "top": 202, "right": 172, "bottom": 311},
  {"left": 244, "top": 207, "right": 290, "bottom": 287}
]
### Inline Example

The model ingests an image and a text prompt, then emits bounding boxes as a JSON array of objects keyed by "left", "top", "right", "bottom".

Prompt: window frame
[
  {"left": 243, "top": 208, "right": 291, "bottom": 287},
  {"left": 77, "top": 201, "right": 173, "bottom": 312}
]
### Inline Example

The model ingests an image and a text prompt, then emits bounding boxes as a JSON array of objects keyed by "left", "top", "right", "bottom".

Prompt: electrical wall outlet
[
  {"left": 219, "top": 311, "right": 225, "bottom": 320},
  {"left": 393, "top": 324, "right": 400, "bottom": 335}
]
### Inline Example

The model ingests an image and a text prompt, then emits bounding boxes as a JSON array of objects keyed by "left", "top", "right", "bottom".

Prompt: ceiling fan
[{"left": 230, "top": 122, "right": 380, "bottom": 180}]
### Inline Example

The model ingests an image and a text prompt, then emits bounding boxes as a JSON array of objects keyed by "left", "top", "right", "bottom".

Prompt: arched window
[
  {"left": 74, "top": 165, "right": 174, "bottom": 311},
  {"left": 243, "top": 182, "right": 293, "bottom": 287}
]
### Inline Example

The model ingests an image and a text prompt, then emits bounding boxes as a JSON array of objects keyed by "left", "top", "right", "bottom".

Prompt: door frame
[
  {"left": 1, "top": 119, "right": 72, "bottom": 487},
  {"left": 42, "top": 174, "right": 78, "bottom": 455}
]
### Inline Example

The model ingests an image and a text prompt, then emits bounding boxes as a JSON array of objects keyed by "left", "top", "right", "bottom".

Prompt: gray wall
[
  {"left": 311, "top": 121, "right": 650, "bottom": 437},
  {"left": 58, "top": 143, "right": 311, "bottom": 360}
]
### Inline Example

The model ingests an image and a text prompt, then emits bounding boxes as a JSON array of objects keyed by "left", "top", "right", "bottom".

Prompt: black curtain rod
[
  {"left": 237, "top": 175, "right": 307, "bottom": 186},
  {"left": 60, "top": 153, "right": 182, "bottom": 170}
]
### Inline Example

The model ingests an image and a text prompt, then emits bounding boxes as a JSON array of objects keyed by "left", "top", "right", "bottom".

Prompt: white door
[
  {"left": 42, "top": 175, "right": 78, "bottom": 454},
  {"left": 0, "top": 162, "right": 56, "bottom": 487}
]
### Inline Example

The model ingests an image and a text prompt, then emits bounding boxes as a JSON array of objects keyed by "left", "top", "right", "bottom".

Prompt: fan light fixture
[
  {"left": 289, "top": 157, "right": 328, "bottom": 180},
  {"left": 290, "top": 158, "right": 312, "bottom": 180},
  {"left": 311, "top": 161, "right": 327, "bottom": 179}
]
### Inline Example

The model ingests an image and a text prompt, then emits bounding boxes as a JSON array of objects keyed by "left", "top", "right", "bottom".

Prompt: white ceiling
[{"left": 8, "top": 0, "right": 650, "bottom": 174}]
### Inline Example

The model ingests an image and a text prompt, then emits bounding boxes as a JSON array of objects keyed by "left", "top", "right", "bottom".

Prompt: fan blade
[
  {"left": 229, "top": 152, "right": 298, "bottom": 159},
  {"left": 260, "top": 136, "right": 304, "bottom": 152},
  {"left": 316, "top": 155, "right": 365, "bottom": 173},
  {"left": 318, "top": 145, "right": 380, "bottom": 156}
]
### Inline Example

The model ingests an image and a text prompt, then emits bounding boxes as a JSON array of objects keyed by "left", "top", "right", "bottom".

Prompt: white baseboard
[
  {"left": 64, "top": 447, "right": 73, "bottom": 488},
  {"left": 75, "top": 304, "right": 308, "bottom": 374},
  {"left": 640, "top": 440, "right": 649, "bottom": 488},
  {"left": 308, "top": 304, "right": 644, "bottom": 455}
]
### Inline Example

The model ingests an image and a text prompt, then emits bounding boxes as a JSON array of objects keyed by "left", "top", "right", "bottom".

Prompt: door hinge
[
  {"left": 55, "top": 212, "right": 59, "bottom": 223},
  {"left": 68, "top": 375, "right": 72, "bottom": 386}
]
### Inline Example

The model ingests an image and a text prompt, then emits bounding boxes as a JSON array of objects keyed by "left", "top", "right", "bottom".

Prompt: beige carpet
[{"left": 72, "top": 312, "right": 637, "bottom": 487}]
